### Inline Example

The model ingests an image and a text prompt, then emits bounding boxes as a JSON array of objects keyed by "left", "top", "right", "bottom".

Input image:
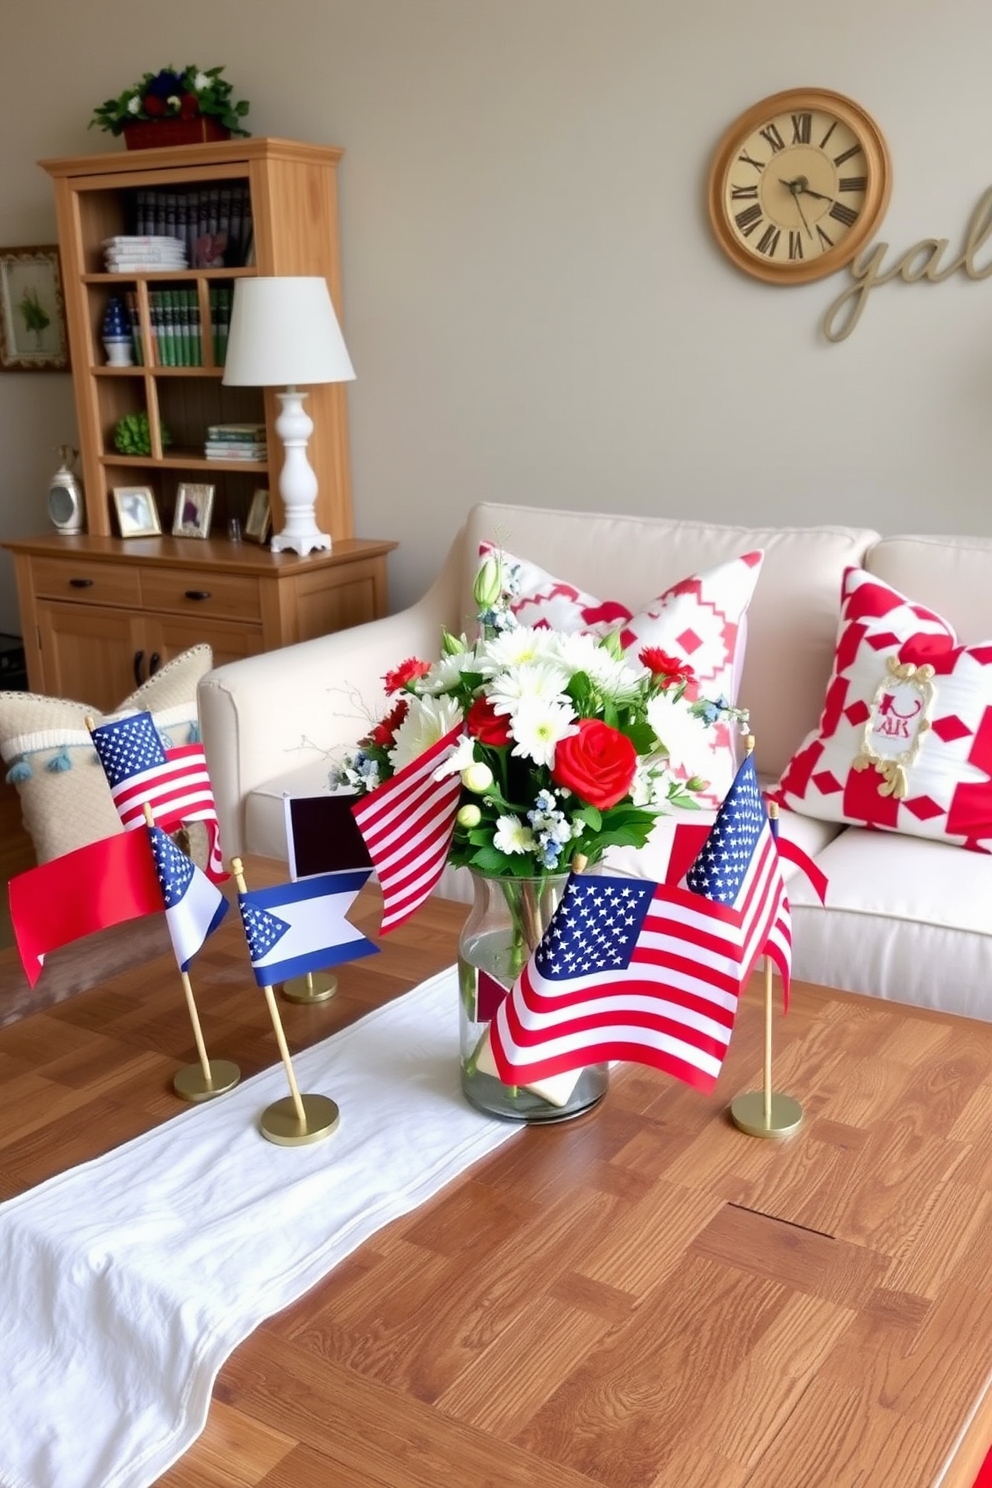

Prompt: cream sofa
[{"left": 198, "top": 503, "right": 992, "bottom": 1021}]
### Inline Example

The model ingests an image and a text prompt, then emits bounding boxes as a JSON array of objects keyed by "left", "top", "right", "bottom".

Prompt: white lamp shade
[{"left": 222, "top": 276, "right": 355, "bottom": 387}]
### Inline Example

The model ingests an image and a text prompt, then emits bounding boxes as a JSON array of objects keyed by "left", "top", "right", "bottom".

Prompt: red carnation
[
  {"left": 639, "top": 646, "right": 695, "bottom": 690},
  {"left": 551, "top": 717, "right": 637, "bottom": 810},
  {"left": 178, "top": 93, "right": 201, "bottom": 119},
  {"left": 467, "top": 696, "right": 513, "bottom": 746},
  {"left": 382, "top": 657, "right": 432, "bottom": 694},
  {"left": 368, "top": 697, "right": 409, "bottom": 747},
  {"left": 142, "top": 93, "right": 167, "bottom": 116}
]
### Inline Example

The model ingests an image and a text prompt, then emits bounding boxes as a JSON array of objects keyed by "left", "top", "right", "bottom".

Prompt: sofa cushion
[
  {"left": 788, "top": 827, "right": 992, "bottom": 1019},
  {"left": 477, "top": 543, "right": 763, "bottom": 802},
  {"left": 775, "top": 567, "right": 992, "bottom": 851},
  {"left": 0, "top": 645, "right": 212, "bottom": 864}
]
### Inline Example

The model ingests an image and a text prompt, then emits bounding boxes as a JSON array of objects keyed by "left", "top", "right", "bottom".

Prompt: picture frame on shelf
[
  {"left": 0, "top": 245, "right": 70, "bottom": 372},
  {"left": 173, "top": 482, "right": 215, "bottom": 539},
  {"left": 113, "top": 485, "right": 161, "bottom": 538},
  {"left": 245, "top": 488, "right": 271, "bottom": 544}
]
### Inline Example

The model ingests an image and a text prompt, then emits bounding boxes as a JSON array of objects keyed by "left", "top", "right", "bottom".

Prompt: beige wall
[{"left": 2, "top": 0, "right": 991, "bottom": 637}]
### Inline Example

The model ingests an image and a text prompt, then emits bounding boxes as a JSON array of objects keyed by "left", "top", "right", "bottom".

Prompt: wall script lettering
[{"left": 821, "top": 186, "right": 992, "bottom": 342}]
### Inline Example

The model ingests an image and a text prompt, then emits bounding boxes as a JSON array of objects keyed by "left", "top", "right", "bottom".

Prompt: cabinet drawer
[
  {"left": 140, "top": 567, "right": 262, "bottom": 622},
  {"left": 31, "top": 557, "right": 142, "bottom": 607}
]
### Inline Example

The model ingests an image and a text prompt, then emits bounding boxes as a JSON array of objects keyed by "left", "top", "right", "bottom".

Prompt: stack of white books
[
  {"left": 102, "top": 236, "right": 188, "bottom": 272},
  {"left": 204, "top": 423, "right": 268, "bottom": 461}
]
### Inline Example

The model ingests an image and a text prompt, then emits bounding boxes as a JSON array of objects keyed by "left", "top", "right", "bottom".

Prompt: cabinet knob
[
  {"left": 133, "top": 650, "right": 144, "bottom": 687},
  {"left": 68, "top": 577, "right": 94, "bottom": 589},
  {"left": 184, "top": 589, "right": 212, "bottom": 601},
  {"left": 149, "top": 652, "right": 161, "bottom": 676}
]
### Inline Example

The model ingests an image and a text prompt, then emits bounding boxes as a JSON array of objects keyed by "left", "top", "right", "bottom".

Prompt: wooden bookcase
[{"left": 4, "top": 137, "right": 396, "bottom": 712}]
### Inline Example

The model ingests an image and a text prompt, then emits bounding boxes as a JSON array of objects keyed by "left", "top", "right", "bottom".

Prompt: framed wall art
[
  {"left": 113, "top": 486, "right": 161, "bottom": 538},
  {"left": 0, "top": 245, "right": 70, "bottom": 371},
  {"left": 245, "top": 488, "right": 271, "bottom": 544},
  {"left": 172, "top": 482, "right": 215, "bottom": 539}
]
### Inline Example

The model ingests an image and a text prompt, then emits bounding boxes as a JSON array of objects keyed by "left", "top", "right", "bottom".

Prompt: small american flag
[
  {"left": 489, "top": 753, "right": 791, "bottom": 1094},
  {"left": 351, "top": 725, "right": 463, "bottom": 933},
  {"left": 89, "top": 713, "right": 225, "bottom": 880}
]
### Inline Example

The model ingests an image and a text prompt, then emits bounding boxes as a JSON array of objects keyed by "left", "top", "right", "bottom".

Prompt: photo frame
[
  {"left": 172, "top": 482, "right": 215, "bottom": 539},
  {"left": 0, "top": 245, "right": 70, "bottom": 371},
  {"left": 245, "top": 488, "right": 271, "bottom": 544},
  {"left": 113, "top": 485, "right": 161, "bottom": 538}
]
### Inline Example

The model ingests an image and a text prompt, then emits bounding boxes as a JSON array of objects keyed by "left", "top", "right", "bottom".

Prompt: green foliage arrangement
[
  {"left": 113, "top": 412, "right": 170, "bottom": 456},
  {"left": 89, "top": 65, "right": 250, "bottom": 137}
]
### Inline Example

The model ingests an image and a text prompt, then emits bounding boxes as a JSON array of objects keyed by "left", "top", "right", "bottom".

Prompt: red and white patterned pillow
[
  {"left": 477, "top": 544, "right": 764, "bottom": 801},
  {"left": 774, "top": 566, "right": 992, "bottom": 851}
]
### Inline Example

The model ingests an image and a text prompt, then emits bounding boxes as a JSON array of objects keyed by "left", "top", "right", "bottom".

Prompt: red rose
[
  {"left": 382, "top": 657, "right": 432, "bottom": 693},
  {"left": 178, "top": 93, "right": 201, "bottom": 120},
  {"left": 551, "top": 718, "right": 637, "bottom": 809},
  {"left": 639, "top": 646, "right": 695, "bottom": 690},
  {"left": 467, "top": 696, "right": 512, "bottom": 746},
  {"left": 142, "top": 94, "right": 167, "bottom": 116},
  {"left": 368, "top": 697, "right": 409, "bottom": 747}
]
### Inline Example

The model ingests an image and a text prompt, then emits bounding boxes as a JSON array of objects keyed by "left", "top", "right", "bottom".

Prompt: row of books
[
  {"left": 205, "top": 423, "right": 268, "bottom": 461},
  {"left": 127, "top": 183, "right": 254, "bottom": 269},
  {"left": 122, "top": 286, "right": 234, "bottom": 367}
]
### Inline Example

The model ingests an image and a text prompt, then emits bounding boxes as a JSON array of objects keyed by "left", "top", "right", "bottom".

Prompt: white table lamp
[{"left": 222, "top": 276, "right": 355, "bottom": 555}]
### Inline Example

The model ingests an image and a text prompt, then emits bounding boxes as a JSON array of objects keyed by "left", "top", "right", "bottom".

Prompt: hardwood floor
[{"left": 0, "top": 775, "right": 34, "bottom": 951}]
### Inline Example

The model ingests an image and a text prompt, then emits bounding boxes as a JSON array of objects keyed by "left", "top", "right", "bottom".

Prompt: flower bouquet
[
  {"left": 332, "top": 547, "right": 748, "bottom": 1119},
  {"left": 89, "top": 65, "right": 250, "bottom": 139}
]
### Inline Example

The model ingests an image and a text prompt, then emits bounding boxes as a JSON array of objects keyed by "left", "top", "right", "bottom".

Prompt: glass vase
[{"left": 457, "top": 869, "right": 609, "bottom": 1122}]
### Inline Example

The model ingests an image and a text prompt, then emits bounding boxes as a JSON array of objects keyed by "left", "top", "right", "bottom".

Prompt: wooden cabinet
[
  {"left": 4, "top": 138, "right": 397, "bottom": 706},
  {"left": 6, "top": 534, "right": 396, "bottom": 712}
]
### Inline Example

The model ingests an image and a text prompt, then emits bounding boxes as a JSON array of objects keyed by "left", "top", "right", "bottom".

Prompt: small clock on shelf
[{"left": 47, "top": 444, "right": 84, "bottom": 534}]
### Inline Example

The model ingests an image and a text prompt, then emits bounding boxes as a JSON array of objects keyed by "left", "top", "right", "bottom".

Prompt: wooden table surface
[{"left": 2, "top": 858, "right": 992, "bottom": 1488}]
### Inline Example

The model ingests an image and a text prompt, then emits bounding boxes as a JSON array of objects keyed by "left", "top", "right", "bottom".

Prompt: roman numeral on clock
[
  {"left": 791, "top": 113, "right": 812, "bottom": 144},
  {"left": 833, "top": 144, "right": 863, "bottom": 166},
  {"left": 756, "top": 224, "right": 781, "bottom": 256},
  {"left": 759, "top": 122, "right": 786, "bottom": 153},
  {"left": 734, "top": 203, "right": 763, "bottom": 235},
  {"left": 737, "top": 150, "right": 764, "bottom": 173},
  {"left": 817, "top": 224, "right": 834, "bottom": 250},
  {"left": 788, "top": 230, "right": 804, "bottom": 260},
  {"left": 829, "top": 200, "right": 859, "bottom": 228},
  {"left": 839, "top": 176, "right": 867, "bottom": 193},
  {"left": 730, "top": 184, "right": 759, "bottom": 200}
]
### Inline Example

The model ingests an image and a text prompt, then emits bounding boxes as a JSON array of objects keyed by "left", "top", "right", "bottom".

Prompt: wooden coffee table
[{"left": 2, "top": 857, "right": 992, "bottom": 1487}]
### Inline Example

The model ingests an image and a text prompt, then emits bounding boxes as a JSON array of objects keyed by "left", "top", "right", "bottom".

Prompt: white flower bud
[
  {"left": 461, "top": 762, "right": 494, "bottom": 793},
  {"left": 457, "top": 804, "right": 482, "bottom": 828}
]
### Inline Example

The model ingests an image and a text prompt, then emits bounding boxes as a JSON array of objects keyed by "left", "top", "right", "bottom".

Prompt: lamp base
[{"left": 270, "top": 529, "right": 332, "bottom": 556}]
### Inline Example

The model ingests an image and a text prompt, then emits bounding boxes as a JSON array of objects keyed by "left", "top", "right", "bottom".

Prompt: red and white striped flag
[
  {"left": 351, "top": 725, "right": 463, "bottom": 933},
  {"left": 490, "top": 753, "right": 791, "bottom": 1094},
  {"left": 89, "top": 714, "right": 226, "bottom": 881}
]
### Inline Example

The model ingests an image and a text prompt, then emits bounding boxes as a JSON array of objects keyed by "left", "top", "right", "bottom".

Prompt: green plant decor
[
  {"left": 89, "top": 65, "right": 250, "bottom": 137},
  {"left": 113, "top": 412, "right": 170, "bottom": 456}
]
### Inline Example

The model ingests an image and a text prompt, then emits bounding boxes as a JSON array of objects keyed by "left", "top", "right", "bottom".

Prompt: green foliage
[
  {"left": 113, "top": 412, "right": 170, "bottom": 456},
  {"left": 17, "top": 287, "right": 50, "bottom": 334},
  {"left": 89, "top": 65, "right": 250, "bottom": 136}
]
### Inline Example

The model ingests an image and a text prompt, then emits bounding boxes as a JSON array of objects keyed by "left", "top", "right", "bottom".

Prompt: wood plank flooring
[{"left": 0, "top": 775, "right": 34, "bottom": 951}]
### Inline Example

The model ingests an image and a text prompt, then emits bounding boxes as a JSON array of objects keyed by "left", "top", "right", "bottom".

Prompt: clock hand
[
  {"left": 798, "top": 186, "right": 837, "bottom": 204},
  {"left": 778, "top": 177, "right": 814, "bottom": 239}
]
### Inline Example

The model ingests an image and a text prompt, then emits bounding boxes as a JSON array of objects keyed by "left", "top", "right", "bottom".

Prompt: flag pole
[
  {"left": 729, "top": 754, "right": 803, "bottom": 1140},
  {"left": 231, "top": 856, "right": 340, "bottom": 1146},
  {"left": 134, "top": 802, "right": 240, "bottom": 1103}
]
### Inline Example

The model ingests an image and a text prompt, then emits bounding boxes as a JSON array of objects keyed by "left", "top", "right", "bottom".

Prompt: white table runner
[{"left": 0, "top": 968, "right": 519, "bottom": 1488}]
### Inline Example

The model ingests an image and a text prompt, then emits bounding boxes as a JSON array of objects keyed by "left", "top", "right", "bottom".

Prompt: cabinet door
[
  {"left": 35, "top": 601, "right": 143, "bottom": 710},
  {"left": 144, "top": 614, "right": 262, "bottom": 673}
]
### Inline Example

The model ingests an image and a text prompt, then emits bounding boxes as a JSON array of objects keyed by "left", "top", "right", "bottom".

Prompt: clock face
[{"left": 708, "top": 89, "right": 891, "bottom": 285}]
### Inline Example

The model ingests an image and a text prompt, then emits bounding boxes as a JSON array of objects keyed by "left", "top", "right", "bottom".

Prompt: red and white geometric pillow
[
  {"left": 477, "top": 544, "right": 764, "bottom": 801},
  {"left": 774, "top": 566, "right": 992, "bottom": 851}
]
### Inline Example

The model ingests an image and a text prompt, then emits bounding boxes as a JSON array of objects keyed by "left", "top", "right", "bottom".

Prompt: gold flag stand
[
  {"left": 281, "top": 970, "right": 338, "bottom": 1003},
  {"left": 729, "top": 794, "right": 802, "bottom": 1139},
  {"left": 231, "top": 856, "right": 340, "bottom": 1146}
]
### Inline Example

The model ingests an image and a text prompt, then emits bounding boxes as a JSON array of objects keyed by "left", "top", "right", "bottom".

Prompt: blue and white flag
[
  {"left": 237, "top": 869, "right": 378, "bottom": 987},
  {"left": 147, "top": 825, "right": 229, "bottom": 972}
]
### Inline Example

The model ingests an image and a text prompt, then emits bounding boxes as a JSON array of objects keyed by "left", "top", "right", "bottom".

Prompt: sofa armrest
[{"left": 199, "top": 531, "right": 465, "bottom": 857}]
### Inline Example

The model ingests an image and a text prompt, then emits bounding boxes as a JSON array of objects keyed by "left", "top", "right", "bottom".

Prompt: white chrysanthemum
[
  {"left": 432, "top": 732, "right": 477, "bottom": 780},
  {"left": 646, "top": 692, "right": 711, "bottom": 774},
  {"left": 508, "top": 695, "right": 577, "bottom": 768},
  {"left": 475, "top": 626, "right": 562, "bottom": 676},
  {"left": 194, "top": 71, "right": 211, "bottom": 90},
  {"left": 127, "top": 95, "right": 142, "bottom": 114},
  {"left": 388, "top": 694, "right": 463, "bottom": 772},
  {"left": 493, "top": 814, "right": 535, "bottom": 855},
  {"left": 486, "top": 658, "right": 571, "bottom": 716},
  {"left": 417, "top": 651, "right": 479, "bottom": 694}
]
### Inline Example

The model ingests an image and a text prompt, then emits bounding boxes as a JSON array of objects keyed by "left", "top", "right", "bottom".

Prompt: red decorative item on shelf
[{"left": 123, "top": 118, "right": 231, "bottom": 151}]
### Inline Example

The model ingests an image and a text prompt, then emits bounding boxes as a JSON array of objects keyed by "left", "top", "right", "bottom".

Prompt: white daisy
[
  {"left": 388, "top": 694, "right": 463, "bottom": 772},
  {"left": 646, "top": 692, "right": 711, "bottom": 774},
  {"left": 475, "top": 626, "right": 561, "bottom": 676},
  {"left": 508, "top": 695, "right": 577, "bottom": 769},
  {"left": 493, "top": 814, "right": 535, "bottom": 855},
  {"left": 486, "top": 658, "right": 571, "bottom": 716}
]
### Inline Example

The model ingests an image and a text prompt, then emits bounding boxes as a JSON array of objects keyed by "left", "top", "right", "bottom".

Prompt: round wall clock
[{"left": 707, "top": 88, "right": 892, "bottom": 285}]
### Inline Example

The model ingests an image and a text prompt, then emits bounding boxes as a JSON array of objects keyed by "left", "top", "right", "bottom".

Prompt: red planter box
[{"left": 122, "top": 118, "right": 232, "bottom": 151}]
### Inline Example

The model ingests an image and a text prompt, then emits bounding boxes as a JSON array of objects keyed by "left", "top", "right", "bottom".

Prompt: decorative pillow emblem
[
  {"left": 476, "top": 544, "right": 763, "bottom": 803},
  {"left": 775, "top": 567, "right": 992, "bottom": 851},
  {"left": 855, "top": 657, "right": 936, "bottom": 799}
]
